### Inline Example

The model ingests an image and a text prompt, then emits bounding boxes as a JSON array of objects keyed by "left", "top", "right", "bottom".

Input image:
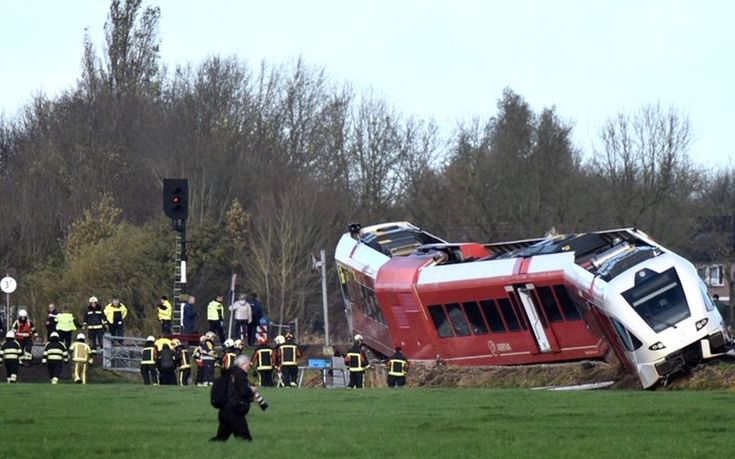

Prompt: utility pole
[{"left": 320, "top": 249, "right": 330, "bottom": 347}]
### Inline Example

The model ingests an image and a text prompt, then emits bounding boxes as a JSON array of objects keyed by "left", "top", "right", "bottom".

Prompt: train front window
[{"left": 622, "top": 267, "right": 690, "bottom": 333}]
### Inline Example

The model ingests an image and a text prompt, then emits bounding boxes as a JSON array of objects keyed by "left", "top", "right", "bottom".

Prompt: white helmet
[
  {"left": 234, "top": 339, "right": 243, "bottom": 349},
  {"left": 224, "top": 338, "right": 235, "bottom": 348},
  {"left": 89, "top": 296, "right": 98, "bottom": 303},
  {"left": 274, "top": 335, "right": 285, "bottom": 345},
  {"left": 76, "top": 333, "right": 86, "bottom": 340},
  {"left": 354, "top": 334, "right": 363, "bottom": 342},
  {"left": 50, "top": 331, "right": 59, "bottom": 339},
  {"left": 6, "top": 331, "right": 15, "bottom": 339},
  {"left": 18, "top": 309, "right": 27, "bottom": 317},
  {"left": 205, "top": 331, "right": 216, "bottom": 340},
  {"left": 146, "top": 335, "right": 155, "bottom": 341}
]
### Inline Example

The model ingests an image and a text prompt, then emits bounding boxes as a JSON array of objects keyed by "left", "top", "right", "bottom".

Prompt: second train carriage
[
  {"left": 335, "top": 222, "right": 733, "bottom": 388},
  {"left": 335, "top": 222, "right": 608, "bottom": 366}
]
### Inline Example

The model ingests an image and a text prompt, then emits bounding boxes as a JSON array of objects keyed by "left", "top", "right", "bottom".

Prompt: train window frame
[
  {"left": 553, "top": 285, "right": 581, "bottom": 321},
  {"left": 497, "top": 298, "right": 522, "bottom": 331},
  {"left": 446, "top": 303, "right": 472, "bottom": 337},
  {"left": 462, "top": 301, "right": 489, "bottom": 335},
  {"left": 507, "top": 292, "right": 529, "bottom": 330},
  {"left": 610, "top": 318, "right": 643, "bottom": 352},
  {"left": 480, "top": 300, "right": 507, "bottom": 333},
  {"left": 536, "top": 286, "right": 564, "bottom": 322},
  {"left": 428, "top": 304, "right": 454, "bottom": 338}
]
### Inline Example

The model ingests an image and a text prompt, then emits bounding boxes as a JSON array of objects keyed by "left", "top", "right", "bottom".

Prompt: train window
[
  {"left": 428, "top": 305, "right": 454, "bottom": 338},
  {"left": 537, "top": 286, "right": 563, "bottom": 322},
  {"left": 611, "top": 318, "right": 643, "bottom": 351},
  {"left": 507, "top": 292, "right": 528, "bottom": 330},
  {"left": 622, "top": 267, "right": 690, "bottom": 333},
  {"left": 553, "top": 285, "right": 581, "bottom": 321},
  {"left": 498, "top": 298, "right": 521, "bottom": 331},
  {"left": 446, "top": 303, "right": 472, "bottom": 337},
  {"left": 462, "top": 302, "right": 488, "bottom": 335},
  {"left": 480, "top": 300, "right": 506, "bottom": 332}
]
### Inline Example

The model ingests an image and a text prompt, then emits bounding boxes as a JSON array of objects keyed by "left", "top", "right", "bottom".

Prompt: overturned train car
[{"left": 334, "top": 222, "right": 732, "bottom": 388}]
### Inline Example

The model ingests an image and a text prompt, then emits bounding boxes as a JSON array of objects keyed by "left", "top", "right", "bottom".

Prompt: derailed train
[{"left": 335, "top": 222, "right": 732, "bottom": 388}]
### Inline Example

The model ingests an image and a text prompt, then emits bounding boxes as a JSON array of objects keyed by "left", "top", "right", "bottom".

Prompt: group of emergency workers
[{"left": 343, "top": 334, "right": 409, "bottom": 388}]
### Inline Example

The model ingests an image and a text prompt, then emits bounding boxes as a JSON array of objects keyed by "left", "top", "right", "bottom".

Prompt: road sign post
[{"left": 1, "top": 276, "right": 18, "bottom": 330}]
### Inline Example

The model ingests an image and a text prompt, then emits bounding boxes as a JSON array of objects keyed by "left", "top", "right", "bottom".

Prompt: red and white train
[{"left": 335, "top": 222, "right": 732, "bottom": 388}]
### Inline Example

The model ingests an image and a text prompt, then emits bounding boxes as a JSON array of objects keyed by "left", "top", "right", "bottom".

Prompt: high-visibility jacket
[
  {"left": 252, "top": 346, "right": 274, "bottom": 370},
  {"left": 158, "top": 300, "right": 173, "bottom": 320},
  {"left": 55, "top": 312, "right": 77, "bottom": 332},
  {"left": 207, "top": 300, "right": 224, "bottom": 321},
  {"left": 175, "top": 347, "right": 191, "bottom": 369},
  {"left": 43, "top": 341, "right": 69, "bottom": 363},
  {"left": 0, "top": 339, "right": 22, "bottom": 362},
  {"left": 104, "top": 303, "right": 128, "bottom": 324},
  {"left": 198, "top": 340, "right": 216, "bottom": 360},
  {"left": 345, "top": 346, "right": 369, "bottom": 372},
  {"left": 84, "top": 307, "right": 106, "bottom": 329},
  {"left": 221, "top": 350, "right": 238, "bottom": 370},
  {"left": 279, "top": 343, "right": 300, "bottom": 366},
  {"left": 141, "top": 344, "right": 157, "bottom": 365},
  {"left": 388, "top": 356, "right": 409, "bottom": 377},
  {"left": 69, "top": 341, "right": 92, "bottom": 363},
  {"left": 154, "top": 337, "right": 173, "bottom": 352},
  {"left": 12, "top": 319, "right": 35, "bottom": 339}
]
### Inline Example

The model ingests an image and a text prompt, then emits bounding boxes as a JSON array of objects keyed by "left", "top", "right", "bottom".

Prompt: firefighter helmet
[
  {"left": 234, "top": 339, "right": 244, "bottom": 349},
  {"left": 18, "top": 309, "right": 28, "bottom": 317},
  {"left": 76, "top": 333, "right": 86, "bottom": 340},
  {"left": 205, "top": 331, "right": 216, "bottom": 340},
  {"left": 171, "top": 339, "right": 181, "bottom": 347},
  {"left": 6, "top": 331, "right": 15, "bottom": 339},
  {"left": 274, "top": 335, "right": 285, "bottom": 345},
  {"left": 354, "top": 334, "right": 363, "bottom": 342},
  {"left": 50, "top": 331, "right": 59, "bottom": 339},
  {"left": 199, "top": 335, "right": 207, "bottom": 342},
  {"left": 224, "top": 338, "right": 235, "bottom": 348},
  {"left": 89, "top": 296, "right": 98, "bottom": 303},
  {"left": 146, "top": 335, "right": 155, "bottom": 341}
]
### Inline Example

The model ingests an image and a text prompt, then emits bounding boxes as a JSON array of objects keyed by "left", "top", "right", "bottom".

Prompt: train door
[{"left": 507, "top": 285, "right": 552, "bottom": 353}]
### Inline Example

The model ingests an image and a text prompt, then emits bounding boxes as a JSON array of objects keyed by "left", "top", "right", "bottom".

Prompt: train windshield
[{"left": 622, "top": 267, "right": 690, "bottom": 333}]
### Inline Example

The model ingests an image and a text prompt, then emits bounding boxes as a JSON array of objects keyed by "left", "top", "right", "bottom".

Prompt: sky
[{"left": 1, "top": 0, "right": 734, "bottom": 167}]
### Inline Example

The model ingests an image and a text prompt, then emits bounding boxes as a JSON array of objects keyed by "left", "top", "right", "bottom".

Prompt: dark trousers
[
  {"left": 235, "top": 320, "right": 248, "bottom": 341},
  {"left": 211, "top": 406, "right": 252, "bottom": 441},
  {"left": 281, "top": 365, "right": 298, "bottom": 387},
  {"left": 178, "top": 367, "right": 191, "bottom": 386},
  {"left": 109, "top": 323, "right": 124, "bottom": 339},
  {"left": 257, "top": 369, "right": 273, "bottom": 387},
  {"left": 141, "top": 364, "right": 158, "bottom": 385},
  {"left": 208, "top": 321, "right": 225, "bottom": 343},
  {"left": 20, "top": 337, "right": 33, "bottom": 360},
  {"left": 59, "top": 331, "right": 72, "bottom": 349},
  {"left": 201, "top": 360, "right": 215, "bottom": 384},
  {"left": 5, "top": 360, "right": 19, "bottom": 381},
  {"left": 348, "top": 371, "right": 365, "bottom": 388},
  {"left": 159, "top": 368, "right": 176, "bottom": 385},
  {"left": 89, "top": 328, "right": 105, "bottom": 351},
  {"left": 387, "top": 375, "right": 406, "bottom": 387},
  {"left": 160, "top": 320, "right": 172, "bottom": 335},
  {"left": 246, "top": 322, "right": 258, "bottom": 346},
  {"left": 47, "top": 361, "right": 63, "bottom": 381}
]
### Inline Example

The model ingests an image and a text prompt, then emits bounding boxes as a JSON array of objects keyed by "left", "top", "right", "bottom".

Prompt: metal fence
[{"left": 102, "top": 335, "right": 148, "bottom": 373}]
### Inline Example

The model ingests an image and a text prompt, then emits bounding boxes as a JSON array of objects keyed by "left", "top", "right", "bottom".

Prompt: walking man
[
  {"left": 42, "top": 331, "right": 69, "bottom": 384},
  {"left": 1, "top": 331, "right": 22, "bottom": 383},
  {"left": 69, "top": 333, "right": 93, "bottom": 384},
  {"left": 11, "top": 309, "right": 37, "bottom": 363},
  {"left": 55, "top": 305, "right": 78, "bottom": 349}
]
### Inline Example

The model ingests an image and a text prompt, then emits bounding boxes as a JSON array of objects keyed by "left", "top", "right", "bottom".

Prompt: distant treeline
[{"left": 1, "top": 0, "right": 733, "bottom": 335}]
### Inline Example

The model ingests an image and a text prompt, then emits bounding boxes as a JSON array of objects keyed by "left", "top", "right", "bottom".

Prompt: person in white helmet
[
  {"left": 69, "top": 333, "right": 93, "bottom": 384},
  {"left": 344, "top": 334, "right": 370, "bottom": 388},
  {"left": 1, "top": 331, "right": 22, "bottom": 383},
  {"left": 140, "top": 336, "right": 158, "bottom": 385},
  {"left": 84, "top": 296, "right": 106, "bottom": 353},
  {"left": 219, "top": 338, "right": 238, "bottom": 376},
  {"left": 42, "top": 331, "right": 69, "bottom": 384},
  {"left": 11, "top": 309, "right": 37, "bottom": 363}
]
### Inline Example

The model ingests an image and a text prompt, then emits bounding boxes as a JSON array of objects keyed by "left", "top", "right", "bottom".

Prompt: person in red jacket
[{"left": 11, "top": 309, "right": 37, "bottom": 363}]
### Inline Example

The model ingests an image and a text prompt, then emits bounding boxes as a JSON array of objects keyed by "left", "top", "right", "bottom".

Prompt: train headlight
[
  {"left": 695, "top": 318, "right": 709, "bottom": 331},
  {"left": 649, "top": 341, "right": 666, "bottom": 351}
]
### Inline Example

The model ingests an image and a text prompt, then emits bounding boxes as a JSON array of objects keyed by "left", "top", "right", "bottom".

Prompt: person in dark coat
[
  {"left": 345, "top": 334, "right": 370, "bottom": 389},
  {"left": 45, "top": 303, "right": 58, "bottom": 341},
  {"left": 210, "top": 355, "right": 268, "bottom": 442},
  {"left": 183, "top": 296, "right": 198, "bottom": 334},
  {"left": 246, "top": 292, "right": 264, "bottom": 347},
  {"left": 386, "top": 346, "right": 409, "bottom": 388}
]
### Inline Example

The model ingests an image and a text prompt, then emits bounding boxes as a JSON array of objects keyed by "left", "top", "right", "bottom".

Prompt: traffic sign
[{"left": 1, "top": 276, "right": 16, "bottom": 294}]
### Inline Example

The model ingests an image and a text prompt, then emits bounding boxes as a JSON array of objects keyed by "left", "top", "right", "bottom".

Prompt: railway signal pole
[{"left": 163, "top": 179, "right": 188, "bottom": 334}]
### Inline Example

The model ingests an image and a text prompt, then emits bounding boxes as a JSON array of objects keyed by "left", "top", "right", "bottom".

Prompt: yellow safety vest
[
  {"left": 155, "top": 338, "right": 173, "bottom": 351},
  {"left": 104, "top": 304, "right": 128, "bottom": 323},
  {"left": 207, "top": 301, "right": 224, "bottom": 321},
  {"left": 346, "top": 352, "right": 366, "bottom": 372},
  {"left": 158, "top": 300, "right": 173, "bottom": 320},
  {"left": 280, "top": 344, "right": 298, "bottom": 365},
  {"left": 141, "top": 346, "right": 156, "bottom": 364},
  {"left": 178, "top": 348, "right": 191, "bottom": 369},
  {"left": 388, "top": 359, "right": 408, "bottom": 376},
  {"left": 56, "top": 313, "right": 76, "bottom": 332},
  {"left": 70, "top": 342, "right": 92, "bottom": 363}
]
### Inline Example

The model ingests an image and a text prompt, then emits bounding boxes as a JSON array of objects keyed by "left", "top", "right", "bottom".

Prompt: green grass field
[{"left": 2, "top": 384, "right": 734, "bottom": 458}]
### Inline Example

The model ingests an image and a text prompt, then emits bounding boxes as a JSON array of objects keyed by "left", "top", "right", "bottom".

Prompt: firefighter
[
  {"left": 386, "top": 346, "right": 409, "bottom": 388},
  {"left": 104, "top": 297, "right": 128, "bottom": 341},
  {"left": 1, "top": 331, "right": 22, "bottom": 383},
  {"left": 157, "top": 296, "right": 173, "bottom": 335},
  {"left": 195, "top": 332, "right": 217, "bottom": 386},
  {"left": 154, "top": 335, "right": 174, "bottom": 352},
  {"left": 11, "top": 309, "right": 37, "bottom": 363},
  {"left": 173, "top": 339, "right": 192, "bottom": 386},
  {"left": 55, "top": 305, "right": 79, "bottom": 349},
  {"left": 42, "top": 331, "right": 68, "bottom": 384},
  {"left": 45, "top": 303, "right": 58, "bottom": 340},
  {"left": 277, "top": 333, "right": 301, "bottom": 388},
  {"left": 140, "top": 336, "right": 158, "bottom": 385},
  {"left": 251, "top": 336, "right": 274, "bottom": 387},
  {"left": 84, "top": 296, "right": 106, "bottom": 353},
  {"left": 207, "top": 295, "right": 226, "bottom": 344},
  {"left": 345, "top": 334, "right": 370, "bottom": 389},
  {"left": 234, "top": 339, "right": 245, "bottom": 355},
  {"left": 219, "top": 338, "right": 238, "bottom": 375},
  {"left": 69, "top": 333, "right": 93, "bottom": 384}
]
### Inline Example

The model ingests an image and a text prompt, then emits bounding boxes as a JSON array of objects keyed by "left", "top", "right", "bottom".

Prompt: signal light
[{"left": 163, "top": 179, "right": 188, "bottom": 220}]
